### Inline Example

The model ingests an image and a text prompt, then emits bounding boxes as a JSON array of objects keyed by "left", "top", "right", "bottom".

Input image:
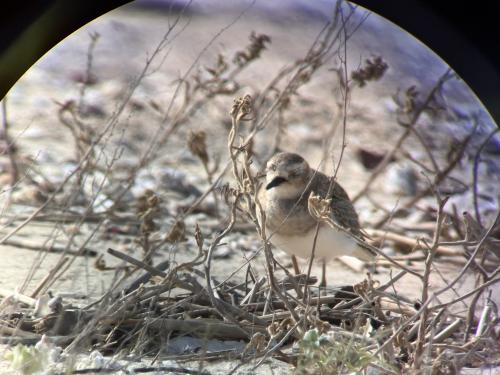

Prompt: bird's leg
[
  {"left": 319, "top": 260, "right": 327, "bottom": 288},
  {"left": 291, "top": 255, "right": 300, "bottom": 275}
]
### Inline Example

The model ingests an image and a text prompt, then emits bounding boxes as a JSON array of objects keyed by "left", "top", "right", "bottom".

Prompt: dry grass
[{"left": 0, "top": 2, "right": 498, "bottom": 374}]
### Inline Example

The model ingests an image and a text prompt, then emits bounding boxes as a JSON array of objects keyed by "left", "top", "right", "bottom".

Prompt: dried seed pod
[
  {"left": 230, "top": 94, "right": 253, "bottom": 121},
  {"left": 165, "top": 220, "right": 186, "bottom": 243},
  {"left": 94, "top": 255, "right": 108, "bottom": 271},
  {"left": 351, "top": 56, "right": 388, "bottom": 87},
  {"left": 315, "top": 319, "right": 331, "bottom": 334},
  {"left": 243, "top": 332, "right": 266, "bottom": 354},
  {"left": 279, "top": 317, "right": 295, "bottom": 332},
  {"left": 267, "top": 321, "right": 280, "bottom": 337},
  {"left": 187, "top": 130, "right": 209, "bottom": 165},
  {"left": 308, "top": 191, "right": 332, "bottom": 219},
  {"left": 233, "top": 32, "right": 271, "bottom": 67},
  {"left": 194, "top": 223, "right": 204, "bottom": 249},
  {"left": 136, "top": 189, "right": 156, "bottom": 215}
]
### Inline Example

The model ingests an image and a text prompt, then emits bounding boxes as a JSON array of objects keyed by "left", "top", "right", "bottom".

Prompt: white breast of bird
[{"left": 268, "top": 224, "right": 362, "bottom": 261}]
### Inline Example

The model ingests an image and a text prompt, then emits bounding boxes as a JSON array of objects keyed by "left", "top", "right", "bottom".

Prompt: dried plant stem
[
  {"left": 39, "top": 220, "right": 104, "bottom": 296},
  {"left": 429, "top": 318, "right": 462, "bottom": 344},
  {"left": 107, "top": 248, "right": 167, "bottom": 277},
  {"left": 474, "top": 290, "right": 492, "bottom": 337},
  {"left": 0, "top": 17, "right": 170, "bottom": 245},
  {"left": 250, "top": 2, "right": 363, "bottom": 147},
  {"left": 472, "top": 128, "right": 499, "bottom": 226},
  {"left": 119, "top": 317, "right": 263, "bottom": 341},
  {"left": 409, "top": 126, "right": 440, "bottom": 174},
  {"left": 0, "top": 325, "right": 40, "bottom": 339},
  {"left": 30, "top": 256, "right": 69, "bottom": 298},
  {"left": 106, "top": 0, "right": 255, "bottom": 210},
  {"left": 330, "top": 6, "right": 350, "bottom": 181},
  {"left": 366, "top": 228, "right": 460, "bottom": 256},
  {"left": 373, "top": 119, "right": 476, "bottom": 228},
  {"left": 228, "top": 95, "right": 303, "bottom": 327},
  {"left": 413, "top": 196, "right": 448, "bottom": 367},
  {"left": 432, "top": 211, "right": 500, "bottom": 300},
  {"left": 1, "top": 239, "right": 97, "bottom": 257},
  {"left": 250, "top": 319, "right": 302, "bottom": 370},
  {"left": 77, "top": 32, "right": 99, "bottom": 113},
  {"left": 302, "top": 4, "right": 353, "bottom": 298},
  {"left": 0, "top": 288, "right": 37, "bottom": 307},
  {"left": 431, "top": 273, "right": 500, "bottom": 311},
  {"left": 352, "top": 68, "right": 454, "bottom": 203},
  {"left": 5, "top": 2, "right": 498, "bottom": 371},
  {"left": 56, "top": 365, "right": 209, "bottom": 375},
  {"left": 464, "top": 285, "right": 484, "bottom": 341},
  {"left": 204, "top": 195, "right": 266, "bottom": 331},
  {"left": 371, "top": 297, "right": 433, "bottom": 359},
  {"left": 304, "top": 222, "right": 321, "bottom": 298}
]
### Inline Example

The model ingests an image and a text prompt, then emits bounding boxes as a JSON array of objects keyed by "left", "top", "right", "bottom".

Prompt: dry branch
[
  {"left": 118, "top": 317, "right": 265, "bottom": 340},
  {"left": 366, "top": 228, "right": 461, "bottom": 256},
  {"left": 1, "top": 239, "right": 98, "bottom": 257},
  {"left": 352, "top": 69, "right": 454, "bottom": 203}
]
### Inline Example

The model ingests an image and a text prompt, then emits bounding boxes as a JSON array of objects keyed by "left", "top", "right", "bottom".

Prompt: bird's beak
[{"left": 266, "top": 176, "right": 287, "bottom": 190}]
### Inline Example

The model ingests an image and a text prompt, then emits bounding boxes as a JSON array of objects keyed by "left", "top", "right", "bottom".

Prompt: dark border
[
  {"left": 0, "top": 0, "right": 128, "bottom": 99},
  {"left": 1, "top": 1, "right": 499, "bottom": 128},
  {"left": 355, "top": 0, "right": 500, "bottom": 127}
]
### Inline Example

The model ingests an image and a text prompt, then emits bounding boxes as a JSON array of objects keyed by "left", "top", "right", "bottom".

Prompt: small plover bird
[{"left": 259, "top": 152, "right": 375, "bottom": 286}]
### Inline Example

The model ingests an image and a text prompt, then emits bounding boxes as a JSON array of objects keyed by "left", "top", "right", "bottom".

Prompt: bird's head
[{"left": 265, "top": 152, "right": 311, "bottom": 199}]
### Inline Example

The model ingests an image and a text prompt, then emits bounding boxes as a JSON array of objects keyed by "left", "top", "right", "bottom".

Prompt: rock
[
  {"left": 11, "top": 185, "right": 47, "bottom": 204},
  {"left": 356, "top": 147, "right": 395, "bottom": 170},
  {"left": 385, "top": 162, "right": 418, "bottom": 196},
  {"left": 164, "top": 336, "right": 246, "bottom": 355},
  {"left": 155, "top": 166, "right": 202, "bottom": 197},
  {"left": 213, "top": 246, "right": 232, "bottom": 259}
]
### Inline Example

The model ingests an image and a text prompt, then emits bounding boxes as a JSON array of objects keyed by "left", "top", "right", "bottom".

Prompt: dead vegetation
[{"left": 0, "top": 1, "right": 499, "bottom": 374}]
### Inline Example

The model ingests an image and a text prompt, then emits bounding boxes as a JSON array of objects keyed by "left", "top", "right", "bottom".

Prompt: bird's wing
[
  {"left": 310, "top": 171, "right": 378, "bottom": 259},
  {"left": 311, "top": 172, "right": 363, "bottom": 238}
]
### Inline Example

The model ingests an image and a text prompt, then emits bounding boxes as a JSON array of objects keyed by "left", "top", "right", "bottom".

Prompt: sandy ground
[{"left": 1, "top": 1, "right": 499, "bottom": 373}]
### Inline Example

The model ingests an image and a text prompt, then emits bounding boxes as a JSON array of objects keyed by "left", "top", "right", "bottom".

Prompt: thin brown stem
[{"left": 352, "top": 68, "right": 454, "bottom": 203}]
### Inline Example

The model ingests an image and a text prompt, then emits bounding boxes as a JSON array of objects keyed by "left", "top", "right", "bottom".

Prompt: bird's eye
[{"left": 270, "top": 164, "right": 277, "bottom": 171}]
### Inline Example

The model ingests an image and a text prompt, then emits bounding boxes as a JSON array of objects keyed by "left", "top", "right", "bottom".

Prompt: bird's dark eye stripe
[{"left": 266, "top": 176, "right": 287, "bottom": 190}]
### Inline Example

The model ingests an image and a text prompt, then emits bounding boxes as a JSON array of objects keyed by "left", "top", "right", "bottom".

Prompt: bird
[{"left": 258, "top": 152, "right": 375, "bottom": 286}]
